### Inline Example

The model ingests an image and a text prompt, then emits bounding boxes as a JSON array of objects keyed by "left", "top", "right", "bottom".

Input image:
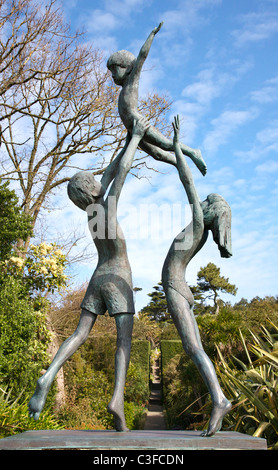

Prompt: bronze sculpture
[
  {"left": 29, "top": 23, "right": 233, "bottom": 437},
  {"left": 28, "top": 117, "right": 150, "bottom": 432},
  {"left": 162, "top": 116, "right": 232, "bottom": 436},
  {"left": 107, "top": 23, "right": 207, "bottom": 176}
]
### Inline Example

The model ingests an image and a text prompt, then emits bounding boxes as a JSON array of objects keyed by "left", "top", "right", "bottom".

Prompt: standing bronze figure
[
  {"left": 162, "top": 116, "right": 232, "bottom": 436},
  {"left": 28, "top": 117, "right": 150, "bottom": 432}
]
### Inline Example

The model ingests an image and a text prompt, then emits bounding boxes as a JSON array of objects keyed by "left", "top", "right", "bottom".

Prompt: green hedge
[
  {"left": 130, "top": 340, "right": 151, "bottom": 390},
  {"left": 82, "top": 336, "right": 151, "bottom": 403},
  {"left": 74, "top": 337, "right": 151, "bottom": 401},
  {"left": 60, "top": 337, "right": 151, "bottom": 430},
  {"left": 160, "top": 340, "right": 183, "bottom": 380}
]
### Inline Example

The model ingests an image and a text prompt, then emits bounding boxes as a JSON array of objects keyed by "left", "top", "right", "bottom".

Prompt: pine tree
[
  {"left": 140, "top": 282, "right": 170, "bottom": 322},
  {"left": 197, "top": 262, "right": 237, "bottom": 314}
]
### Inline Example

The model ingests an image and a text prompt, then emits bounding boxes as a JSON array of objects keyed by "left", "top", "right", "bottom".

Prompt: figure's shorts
[{"left": 81, "top": 272, "right": 135, "bottom": 316}]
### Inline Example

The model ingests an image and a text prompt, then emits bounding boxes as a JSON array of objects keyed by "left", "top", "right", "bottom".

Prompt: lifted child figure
[{"left": 107, "top": 22, "right": 207, "bottom": 176}]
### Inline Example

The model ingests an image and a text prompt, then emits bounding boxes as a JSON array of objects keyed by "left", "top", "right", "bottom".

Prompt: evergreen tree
[
  {"left": 140, "top": 283, "right": 170, "bottom": 322},
  {"left": 0, "top": 180, "right": 33, "bottom": 262},
  {"left": 196, "top": 262, "right": 237, "bottom": 314},
  {"left": 140, "top": 263, "right": 237, "bottom": 321}
]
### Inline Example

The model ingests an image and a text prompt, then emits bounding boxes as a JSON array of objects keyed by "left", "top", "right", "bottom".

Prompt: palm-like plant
[
  {"left": 0, "top": 386, "right": 63, "bottom": 438},
  {"left": 215, "top": 320, "right": 278, "bottom": 449}
]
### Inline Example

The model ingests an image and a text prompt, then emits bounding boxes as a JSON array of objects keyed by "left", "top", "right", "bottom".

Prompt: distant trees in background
[
  {"left": 141, "top": 262, "right": 238, "bottom": 322},
  {"left": 195, "top": 262, "right": 237, "bottom": 314}
]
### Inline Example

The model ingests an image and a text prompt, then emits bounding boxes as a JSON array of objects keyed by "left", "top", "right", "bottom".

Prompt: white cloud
[
  {"left": 228, "top": 222, "right": 278, "bottom": 299},
  {"left": 171, "top": 59, "right": 252, "bottom": 145},
  {"left": 232, "top": 12, "right": 278, "bottom": 47},
  {"left": 85, "top": 10, "right": 118, "bottom": 33},
  {"left": 103, "top": 0, "right": 148, "bottom": 16},
  {"left": 203, "top": 110, "right": 255, "bottom": 155},
  {"left": 77, "top": 0, "right": 149, "bottom": 38},
  {"left": 182, "top": 68, "right": 230, "bottom": 106},
  {"left": 250, "top": 76, "right": 278, "bottom": 104},
  {"left": 73, "top": 0, "right": 150, "bottom": 55},
  {"left": 153, "top": 0, "right": 223, "bottom": 67},
  {"left": 235, "top": 120, "right": 278, "bottom": 162},
  {"left": 255, "top": 159, "right": 278, "bottom": 175},
  {"left": 256, "top": 122, "right": 278, "bottom": 146},
  {"left": 158, "top": 0, "right": 222, "bottom": 33}
]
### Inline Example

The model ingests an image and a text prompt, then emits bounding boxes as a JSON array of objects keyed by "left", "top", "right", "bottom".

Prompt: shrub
[
  {"left": 129, "top": 340, "right": 151, "bottom": 402},
  {"left": 0, "top": 387, "right": 63, "bottom": 438},
  {"left": 125, "top": 362, "right": 149, "bottom": 405},
  {"left": 162, "top": 353, "right": 208, "bottom": 430},
  {"left": 196, "top": 307, "right": 246, "bottom": 358},
  {"left": 160, "top": 340, "right": 183, "bottom": 396},
  {"left": 160, "top": 340, "right": 183, "bottom": 373},
  {"left": 61, "top": 354, "right": 114, "bottom": 429},
  {"left": 57, "top": 337, "right": 151, "bottom": 430},
  {"left": 0, "top": 277, "right": 51, "bottom": 399},
  {"left": 57, "top": 395, "right": 108, "bottom": 431},
  {"left": 214, "top": 322, "right": 278, "bottom": 449}
]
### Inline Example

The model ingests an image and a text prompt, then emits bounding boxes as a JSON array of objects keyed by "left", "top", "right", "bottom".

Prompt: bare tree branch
[{"left": 0, "top": 0, "right": 172, "bottom": 252}]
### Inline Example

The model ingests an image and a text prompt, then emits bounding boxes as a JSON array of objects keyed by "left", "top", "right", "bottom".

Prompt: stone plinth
[{"left": 0, "top": 429, "right": 267, "bottom": 450}]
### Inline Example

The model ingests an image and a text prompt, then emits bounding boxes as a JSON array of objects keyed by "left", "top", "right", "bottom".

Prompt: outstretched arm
[
  {"left": 100, "top": 133, "right": 131, "bottom": 193},
  {"left": 130, "top": 22, "right": 163, "bottom": 84},
  {"left": 172, "top": 116, "right": 203, "bottom": 228},
  {"left": 107, "top": 117, "right": 150, "bottom": 204},
  {"left": 173, "top": 116, "right": 197, "bottom": 203}
]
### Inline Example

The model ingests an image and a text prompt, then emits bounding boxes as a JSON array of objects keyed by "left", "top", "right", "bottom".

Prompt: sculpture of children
[
  {"left": 28, "top": 117, "right": 150, "bottom": 432},
  {"left": 107, "top": 23, "right": 207, "bottom": 176}
]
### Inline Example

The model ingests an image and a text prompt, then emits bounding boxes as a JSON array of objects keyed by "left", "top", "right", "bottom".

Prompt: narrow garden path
[{"left": 143, "top": 358, "right": 166, "bottom": 430}]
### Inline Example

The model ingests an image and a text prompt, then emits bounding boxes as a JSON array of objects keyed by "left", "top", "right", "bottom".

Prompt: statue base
[{"left": 0, "top": 429, "right": 267, "bottom": 451}]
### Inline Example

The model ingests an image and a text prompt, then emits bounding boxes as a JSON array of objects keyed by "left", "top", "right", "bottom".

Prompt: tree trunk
[{"left": 213, "top": 290, "right": 219, "bottom": 314}]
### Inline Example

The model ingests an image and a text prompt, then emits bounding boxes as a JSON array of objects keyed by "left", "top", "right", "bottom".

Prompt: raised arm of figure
[
  {"left": 107, "top": 117, "right": 150, "bottom": 205},
  {"left": 172, "top": 115, "right": 204, "bottom": 231},
  {"left": 100, "top": 133, "right": 131, "bottom": 193},
  {"left": 129, "top": 22, "right": 163, "bottom": 84}
]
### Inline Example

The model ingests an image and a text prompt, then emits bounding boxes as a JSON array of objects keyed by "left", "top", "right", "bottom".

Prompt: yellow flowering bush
[
  {"left": 7, "top": 256, "right": 25, "bottom": 269},
  {"left": 4, "top": 242, "right": 68, "bottom": 294}
]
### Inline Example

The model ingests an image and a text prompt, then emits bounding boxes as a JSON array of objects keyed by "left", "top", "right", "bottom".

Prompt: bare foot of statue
[
  {"left": 107, "top": 398, "right": 129, "bottom": 432},
  {"left": 201, "top": 399, "right": 232, "bottom": 437},
  {"left": 28, "top": 375, "right": 50, "bottom": 421}
]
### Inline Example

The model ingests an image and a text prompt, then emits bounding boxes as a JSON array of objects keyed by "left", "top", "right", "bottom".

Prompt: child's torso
[{"left": 118, "top": 83, "right": 141, "bottom": 131}]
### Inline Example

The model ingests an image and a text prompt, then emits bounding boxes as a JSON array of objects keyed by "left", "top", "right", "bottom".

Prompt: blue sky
[{"left": 53, "top": 0, "right": 278, "bottom": 312}]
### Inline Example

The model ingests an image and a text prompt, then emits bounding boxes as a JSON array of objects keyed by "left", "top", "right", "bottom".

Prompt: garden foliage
[{"left": 161, "top": 313, "right": 278, "bottom": 448}]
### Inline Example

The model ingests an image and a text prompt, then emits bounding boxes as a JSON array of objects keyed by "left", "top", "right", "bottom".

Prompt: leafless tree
[
  {"left": 0, "top": 0, "right": 67, "bottom": 97},
  {"left": 0, "top": 0, "right": 171, "bottom": 251},
  {"left": 0, "top": 1, "right": 173, "bottom": 411}
]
